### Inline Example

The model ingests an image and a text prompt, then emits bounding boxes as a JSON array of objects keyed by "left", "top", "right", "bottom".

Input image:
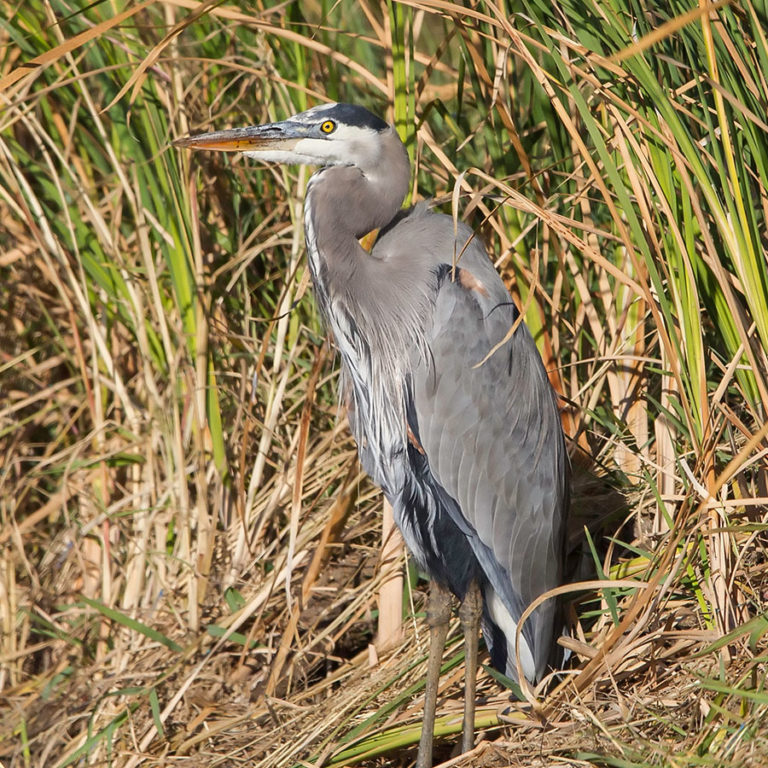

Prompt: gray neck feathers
[{"left": 302, "top": 129, "right": 434, "bottom": 485}]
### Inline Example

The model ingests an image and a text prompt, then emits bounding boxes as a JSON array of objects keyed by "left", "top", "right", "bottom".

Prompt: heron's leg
[
  {"left": 459, "top": 580, "right": 483, "bottom": 754},
  {"left": 416, "top": 580, "right": 452, "bottom": 768}
]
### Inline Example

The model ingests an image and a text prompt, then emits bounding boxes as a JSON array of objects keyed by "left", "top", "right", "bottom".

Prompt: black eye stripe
[{"left": 315, "top": 103, "right": 389, "bottom": 132}]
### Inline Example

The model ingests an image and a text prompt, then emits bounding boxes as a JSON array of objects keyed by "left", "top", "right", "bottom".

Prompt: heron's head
[{"left": 173, "top": 102, "right": 399, "bottom": 169}]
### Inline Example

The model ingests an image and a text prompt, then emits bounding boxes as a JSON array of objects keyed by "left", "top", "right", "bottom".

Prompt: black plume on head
[{"left": 324, "top": 103, "right": 389, "bottom": 132}]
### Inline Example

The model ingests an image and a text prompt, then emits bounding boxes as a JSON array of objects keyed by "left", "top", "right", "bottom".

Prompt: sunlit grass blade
[{"left": 80, "top": 596, "right": 183, "bottom": 653}]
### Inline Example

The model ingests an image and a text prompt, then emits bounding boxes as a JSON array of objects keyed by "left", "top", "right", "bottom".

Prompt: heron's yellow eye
[{"left": 320, "top": 120, "right": 336, "bottom": 134}]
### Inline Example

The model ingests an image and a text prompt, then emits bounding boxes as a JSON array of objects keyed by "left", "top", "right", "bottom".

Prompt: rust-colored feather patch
[
  {"left": 457, "top": 267, "right": 489, "bottom": 297},
  {"left": 407, "top": 424, "right": 425, "bottom": 455}
]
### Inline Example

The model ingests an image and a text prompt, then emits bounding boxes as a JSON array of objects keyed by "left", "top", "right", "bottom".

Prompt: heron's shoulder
[
  {"left": 384, "top": 200, "right": 466, "bottom": 229},
  {"left": 372, "top": 202, "right": 488, "bottom": 268},
  {"left": 377, "top": 200, "right": 433, "bottom": 234}
]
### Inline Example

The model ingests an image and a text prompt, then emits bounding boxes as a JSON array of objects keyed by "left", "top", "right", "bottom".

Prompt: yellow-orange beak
[{"left": 172, "top": 122, "right": 304, "bottom": 153}]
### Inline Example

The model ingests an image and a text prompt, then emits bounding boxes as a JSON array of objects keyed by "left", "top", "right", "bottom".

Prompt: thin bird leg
[
  {"left": 459, "top": 580, "right": 483, "bottom": 754},
  {"left": 416, "top": 580, "right": 452, "bottom": 768}
]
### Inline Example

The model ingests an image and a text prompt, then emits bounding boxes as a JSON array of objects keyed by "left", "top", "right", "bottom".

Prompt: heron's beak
[{"left": 172, "top": 122, "right": 305, "bottom": 153}]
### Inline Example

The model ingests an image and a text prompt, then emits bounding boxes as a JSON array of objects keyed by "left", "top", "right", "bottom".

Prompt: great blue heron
[{"left": 175, "top": 102, "right": 569, "bottom": 767}]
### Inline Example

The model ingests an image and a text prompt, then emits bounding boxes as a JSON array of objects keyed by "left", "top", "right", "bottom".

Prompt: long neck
[
  {"left": 303, "top": 130, "right": 410, "bottom": 302},
  {"left": 301, "top": 133, "right": 440, "bottom": 492}
]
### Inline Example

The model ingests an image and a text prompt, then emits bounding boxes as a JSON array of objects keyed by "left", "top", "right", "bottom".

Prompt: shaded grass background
[{"left": 1, "top": 0, "right": 767, "bottom": 765}]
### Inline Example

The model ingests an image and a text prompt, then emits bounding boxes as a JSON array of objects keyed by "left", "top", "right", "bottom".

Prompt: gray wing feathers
[{"left": 412, "top": 235, "right": 567, "bottom": 674}]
